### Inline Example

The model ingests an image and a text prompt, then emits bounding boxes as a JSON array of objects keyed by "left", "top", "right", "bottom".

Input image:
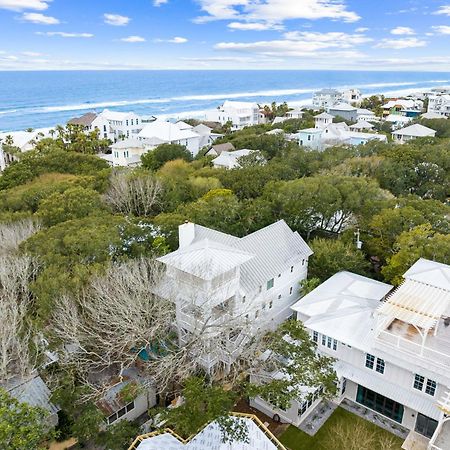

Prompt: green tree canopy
[{"left": 141, "top": 144, "right": 193, "bottom": 171}]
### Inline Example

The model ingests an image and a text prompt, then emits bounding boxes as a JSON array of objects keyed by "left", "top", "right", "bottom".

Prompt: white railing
[{"left": 377, "top": 330, "right": 450, "bottom": 368}]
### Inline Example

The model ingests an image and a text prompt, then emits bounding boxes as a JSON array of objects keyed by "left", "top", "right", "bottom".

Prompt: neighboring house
[
  {"left": 342, "top": 88, "right": 362, "bottom": 105},
  {"left": 192, "top": 124, "right": 222, "bottom": 149},
  {"left": 328, "top": 103, "right": 358, "bottom": 122},
  {"left": 349, "top": 120, "right": 374, "bottom": 131},
  {"left": 2, "top": 374, "right": 60, "bottom": 427},
  {"left": 68, "top": 112, "right": 111, "bottom": 139},
  {"left": 357, "top": 108, "right": 377, "bottom": 122},
  {"left": 156, "top": 220, "right": 313, "bottom": 371},
  {"left": 286, "top": 108, "right": 304, "bottom": 119},
  {"left": 0, "top": 128, "right": 54, "bottom": 171},
  {"left": 129, "top": 413, "right": 286, "bottom": 450},
  {"left": 97, "top": 109, "right": 144, "bottom": 141},
  {"left": 384, "top": 114, "right": 413, "bottom": 129},
  {"left": 314, "top": 112, "right": 334, "bottom": 129},
  {"left": 392, "top": 124, "right": 436, "bottom": 143},
  {"left": 297, "top": 123, "right": 386, "bottom": 151},
  {"left": 211, "top": 149, "right": 263, "bottom": 169},
  {"left": 312, "top": 89, "right": 343, "bottom": 109},
  {"left": 95, "top": 367, "right": 156, "bottom": 426},
  {"left": 427, "top": 94, "right": 450, "bottom": 118},
  {"left": 205, "top": 142, "right": 235, "bottom": 157},
  {"left": 289, "top": 259, "right": 450, "bottom": 447},
  {"left": 206, "top": 101, "right": 261, "bottom": 130},
  {"left": 421, "top": 112, "right": 447, "bottom": 120},
  {"left": 68, "top": 112, "right": 99, "bottom": 130},
  {"left": 100, "top": 138, "right": 147, "bottom": 167},
  {"left": 138, "top": 119, "right": 201, "bottom": 156},
  {"left": 382, "top": 99, "right": 423, "bottom": 117}
]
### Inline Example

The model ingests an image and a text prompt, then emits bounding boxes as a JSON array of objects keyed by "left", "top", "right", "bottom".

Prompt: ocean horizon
[{"left": 1, "top": 70, "right": 450, "bottom": 132}]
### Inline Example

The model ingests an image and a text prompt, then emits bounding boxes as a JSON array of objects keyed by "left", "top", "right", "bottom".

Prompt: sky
[{"left": 1, "top": 0, "right": 450, "bottom": 71}]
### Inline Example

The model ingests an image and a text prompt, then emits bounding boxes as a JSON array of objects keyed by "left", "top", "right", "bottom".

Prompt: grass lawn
[{"left": 279, "top": 407, "right": 404, "bottom": 450}]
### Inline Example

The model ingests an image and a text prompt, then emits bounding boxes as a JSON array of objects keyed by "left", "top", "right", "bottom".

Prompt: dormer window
[{"left": 267, "top": 279, "right": 274, "bottom": 290}]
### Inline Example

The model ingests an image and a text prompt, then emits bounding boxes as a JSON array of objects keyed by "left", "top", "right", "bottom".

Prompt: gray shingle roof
[{"left": 68, "top": 112, "right": 97, "bottom": 126}]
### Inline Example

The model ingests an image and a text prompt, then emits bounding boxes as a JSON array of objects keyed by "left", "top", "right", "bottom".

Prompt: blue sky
[{"left": 1, "top": 0, "right": 450, "bottom": 70}]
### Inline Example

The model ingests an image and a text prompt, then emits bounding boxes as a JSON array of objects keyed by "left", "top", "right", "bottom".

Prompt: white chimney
[{"left": 178, "top": 221, "right": 195, "bottom": 248}]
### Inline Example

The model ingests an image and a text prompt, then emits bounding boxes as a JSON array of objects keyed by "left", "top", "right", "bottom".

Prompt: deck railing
[{"left": 377, "top": 330, "right": 450, "bottom": 369}]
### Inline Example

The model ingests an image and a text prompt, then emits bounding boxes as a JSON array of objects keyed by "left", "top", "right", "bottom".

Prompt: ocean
[{"left": 1, "top": 70, "right": 450, "bottom": 132}]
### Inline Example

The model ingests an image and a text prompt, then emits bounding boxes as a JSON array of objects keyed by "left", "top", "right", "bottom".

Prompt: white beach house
[
  {"left": 206, "top": 101, "right": 261, "bottom": 130},
  {"left": 312, "top": 89, "right": 343, "bottom": 109},
  {"left": 138, "top": 119, "right": 201, "bottom": 156},
  {"left": 284, "top": 259, "right": 450, "bottom": 447},
  {"left": 392, "top": 124, "right": 436, "bottom": 143},
  {"left": 211, "top": 149, "right": 263, "bottom": 169},
  {"left": 427, "top": 94, "right": 450, "bottom": 118},
  {"left": 156, "top": 220, "right": 313, "bottom": 372},
  {"left": 97, "top": 109, "right": 144, "bottom": 141}
]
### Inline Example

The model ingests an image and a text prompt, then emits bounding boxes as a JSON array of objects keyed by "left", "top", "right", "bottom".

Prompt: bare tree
[
  {"left": 0, "top": 219, "right": 41, "bottom": 254},
  {"left": 0, "top": 254, "right": 39, "bottom": 382},
  {"left": 104, "top": 170, "right": 162, "bottom": 217}
]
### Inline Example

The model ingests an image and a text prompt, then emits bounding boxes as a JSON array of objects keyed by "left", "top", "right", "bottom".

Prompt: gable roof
[
  {"left": 315, "top": 112, "right": 334, "bottom": 119},
  {"left": 171, "top": 220, "right": 313, "bottom": 292},
  {"left": 329, "top": 103, "right": 357, "bottom": 112},
  {"left": 393, "top": 123, "right": 436, "bottom": 137},
  {"left": 209, "top": 142, "right": 235, "bottom": 155},
  {"left": 138, "top": 120, "right": 199, "bottom": 141},
  {"left": 350, "top": 120, "right": 374, "bottom": 130},
  {"left": 176, "top": 121, "right": 194, "bottom": 130},
  {"left": 68, "top": 112, "right": 97, "bottom": 126},
  {"left": 212, "top": 149, "right": 256, "bottom": 168},
  {"left": 193, "top": 124, "right": 213, "bottom": 134},
  {"left": 111, "top": 138, "right": 145, "bottom": 149}
]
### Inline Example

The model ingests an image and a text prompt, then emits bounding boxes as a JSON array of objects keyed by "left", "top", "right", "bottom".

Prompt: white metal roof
[
  {"left": 111, "top": 138, "right": 144, "bottom": 149},
  {"left": 135, "top": 417, "right": 279, "bottom": 450},
  {"left": 157, "top": 239, "right": 255, "bottom": 280},
  {"left": 329, "top": 103, "right": 357, "bottom": 111},
  {"left": 212, "top": 149, "right": 256, "bottom": 168},
  {"left": 392, "top": 123, "right": 436, "bottom": 137},
  {"left": 176, "top": 121, "right": 194, "bottom": 130},
  {"left": 165, "top": 221, "right": 312, "bottom": 292},
  {"left": 138, "top": 120, "right": 199, "bottom": 142},
  {"left": 350, "top": 120, "right": 374, "bottom": 130},
  {"left": 100, "top": 109, "right": 136, "bottom": 121},
  {"left": 403, "top": 258, "right": 450, "bottom": 291},
  {"left": 314, "top": 112, "right": 334, "bottom": 119}
]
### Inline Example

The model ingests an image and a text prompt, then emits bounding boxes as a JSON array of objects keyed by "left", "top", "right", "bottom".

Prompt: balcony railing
[{"left": 377, "top": 330, "right": 450, "bottom": 369}]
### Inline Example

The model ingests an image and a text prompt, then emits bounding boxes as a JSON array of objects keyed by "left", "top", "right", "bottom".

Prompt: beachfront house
[
  {"left": 357, "top": 108, "right": 377, "bottom": 122},
  {"left": 253, "top": 259, "right": 450, "bottom": 448},
  {"left": 97, "top": 109, "right": 144, "bottom": 142},
  {"left": 206, "top": 101, "right": 261, "bottom": 130},
  {"left": 328, "top": 103, "right": 358, "bottom": 122},
  {"left": 286, "top": 108, "right": 304, "bottom": 119},
  {"left": 211, "top": 149, "right": 264, "bottom": 169},
  {"left": 342, "top": 88, "right": 362, "bottom": 105},
  {"left": 156, "top": 220, "right": 313, "bottom": 372},
  {"left": 427, "top": 94, "right": 450, "bottom": 118},
  {"left": 312, "top": 89, "right": 343, "bottom": 109},
  {"left": 392, "top": 124, "right": 436, "bottom": 143},
  {"left": 138, "top": 119, "right": 201, "bottom": 156},
  {"left": 0, "top": 128, "right": 54, "bottom": 172}
]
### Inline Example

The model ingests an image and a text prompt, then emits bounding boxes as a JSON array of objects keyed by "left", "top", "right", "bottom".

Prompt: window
[
  {"left": 277, "top": 294, "right": 281, "bottom": 300},
  {"left": 327, "top": 336, "right": 332, "bottom": 348},
  {"left": 107, "top": 401, "right": 135, "bottom": 425},
  {"left": 267, "top": 279, "right": 274, "bottom": 290},
  {"left": 312, "top": 331, "right": 318, "bottom": 343},
  {"left": 307, "top": 135, "right": 311, "bottom": 141},
  {"left": 255, "top": 310, "right": 260, "bottom": 319},
  {"left": 321, "top": 334, "right": 326, "bottom": 346},
  {"left": 278, "top": 273, "right": 281, "bottom": 278},
  {"left": 302, "top": 259, "right": 305, "bottom": 266},
  {"left": 242, "top": 296, "right": 246, "bottom": 303},
  {"left": 131, "top": 119, "right": 134, "bottom": 125},
  {"left": 290, "top": 266, "right": 294, "bottom": 273},
  {"left": 425, "top": 379, "right": 436, "bottom": 396},
  {"left": 126, "top": 120, "right": 129, "bottom": 126},
  {"left": 413, "top": 374, "right": 425, "bottom": 391},
  {"left": 376, "top": 358, "right": 385, "bottom": 374},
  {"left": 269, "top": 300, "right": 273, "bottom": 309},
  {"left": 333, "top": 339, "right": 338, "bottom": 351},
  {"left": 365, "top": 354, "right": 375, "bottom": 370},
  {"left": 289, "top": 287, "right": 293, "bottom": 295}
]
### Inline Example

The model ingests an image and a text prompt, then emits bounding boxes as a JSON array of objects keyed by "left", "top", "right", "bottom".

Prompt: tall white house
[
  {"left": 206, "top": 101, "right": 261, "bottom": 130},
  {"left": 289, "top": 259, "right": 450, "bottom": 448},
  {"left": 97, "top": 109, "right": 144, "bottom": 141},
  {"left": 156, "top": 220, "right": 313, "bottom": 371},
  {"left": 427, "top": 94, "right": 450, "bottom": 117}
]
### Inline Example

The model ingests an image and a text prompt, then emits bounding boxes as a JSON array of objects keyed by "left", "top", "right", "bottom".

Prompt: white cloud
[
  {"left": 215, "top": 31, "right": 371, "bottom": 58},
  {"left": 0, "top": 0, "right": 50, "bottom": 11},
  {"left": 155, "top": 36, "right": 188, "bottom": 43},
  {"left": 434, "top": 5, "right": 450, "bottom": 15},
  {"left": 21, "top": 51, "right": 43, "bottom": 56},
  {"left": 154, "top": 0, "right": 168, "bottom": 5},
  {"left": 228, "top": 22, "right": 282, "bottom": 31},
  {"left": 432, "top": 25, "right": 450, "bottom": 34},
  {"left": 375, "top": 37, "right": 426, "bottom": 49},
  {"left": 355, "top": 27, "right": 369, "bottom": 32},
  {"left": 121, "top": 35, "right": 146, "bottom": 42},
  {"left": 36, "top": 31, "right": 94, "bottom": 38},
  {"left": 21, "top": 12, "right": 59, "bottom": 24},
  {"left": 103, "top": 13, "right": 130, "bottom": 26},
  {"left": 194, "top": 0, "right": 360, "bottom": 24},
  {"left": 390, "top": 26, "right": 415, "bottom": 35}
]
